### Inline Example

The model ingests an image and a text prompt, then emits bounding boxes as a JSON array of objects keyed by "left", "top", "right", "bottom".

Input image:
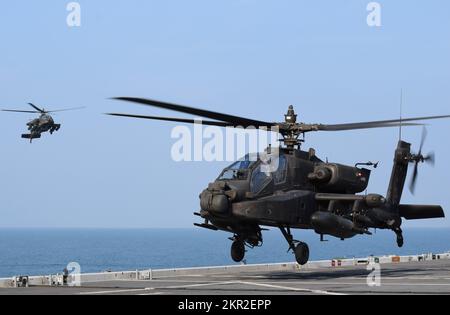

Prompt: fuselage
[
  {"left": 27, "top": 114, "right": 55, "bottom": 133},
  {"left": 199, "top": 148, "right": 383, "bottom": 240},
  {"left": 198, "top": 144, "right": 444, "bottom": 246}
]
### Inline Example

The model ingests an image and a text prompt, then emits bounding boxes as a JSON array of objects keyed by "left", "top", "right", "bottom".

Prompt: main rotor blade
[
  {"left": 112, "top": 97, "right": 274, "bottom": 128},
  {"left": 317, "top": 114, "right": 450, "bottom": 132},
  {"left": 1, "top": 109, "right": 40, "bottom": 114},
  {"left": 47, "top": 106, "right": 86, "bottom": 113},
  {"left": 28, "top": 103, "right": 45, "bottom": 113},
  {"left": 106, "top": 113, "right": 234, "bottom": 127},
  {"left": 317, "top": 122, "right": 424, "bottom": 131}
]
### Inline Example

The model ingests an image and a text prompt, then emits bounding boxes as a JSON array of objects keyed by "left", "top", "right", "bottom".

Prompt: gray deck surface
[{"left": 1, "top": 259, "right": 450, "bottom": 295}]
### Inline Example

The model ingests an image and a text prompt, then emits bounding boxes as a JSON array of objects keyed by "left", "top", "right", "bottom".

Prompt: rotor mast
[{"left": 280, "top": 105, "right": 304, "bottom": 150}]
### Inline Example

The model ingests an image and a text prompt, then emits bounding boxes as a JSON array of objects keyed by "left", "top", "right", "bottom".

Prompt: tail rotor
[{"left": 408, "top": 127, "right": 435, "bottom": 194}]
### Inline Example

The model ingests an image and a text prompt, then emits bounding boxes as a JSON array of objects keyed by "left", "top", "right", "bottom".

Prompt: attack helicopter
[
  {"left": 2, "top": 103, "right": 84, "bottom": 142},
  {"left": 107, "top": 97, "right": 448, "bottom": 265}
]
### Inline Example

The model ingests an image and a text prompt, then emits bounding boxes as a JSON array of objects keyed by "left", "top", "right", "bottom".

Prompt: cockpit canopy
[
  {"left": 218, "top": 154, "right": 259, "bottom": 181},
  {"left": 218, "top": 153, "right": 289, "bottom": 195}
]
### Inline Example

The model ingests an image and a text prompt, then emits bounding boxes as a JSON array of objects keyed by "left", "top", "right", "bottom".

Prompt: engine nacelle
[
  {"left": 308, "top": 163, "right": 370, "bottom": 194},
  {"left": 311, "top": 211, "right": 364, "bottom": 239}
]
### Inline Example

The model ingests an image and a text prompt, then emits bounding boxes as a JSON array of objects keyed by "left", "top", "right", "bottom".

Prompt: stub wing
[{"left": 21, "top": 134, "right": 41, "bottom": 139}]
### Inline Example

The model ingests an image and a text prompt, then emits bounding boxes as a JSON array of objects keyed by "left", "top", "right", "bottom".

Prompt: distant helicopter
[
  {"left": 107, "top": 97, "right": 449, "bottom": 266},
  {"left": 2, "top": 103, "right": 84, "bottom": 142}
]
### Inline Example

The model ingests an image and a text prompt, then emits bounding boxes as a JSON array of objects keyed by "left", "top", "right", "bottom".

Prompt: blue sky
[{"left": 0, "top": 0, "right": 449, "bottom": 228}]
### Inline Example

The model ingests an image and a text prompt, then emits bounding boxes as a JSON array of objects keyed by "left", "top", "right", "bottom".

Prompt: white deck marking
[
  {"left": 111, "top": 278, "right": 229, "bottom": 283},
  {"left": 138, "top": 292, "right": 164, "bottom": 296},
  {"left": 266, "top": 281, "right": 450, "bottom": 286},
  {"left": 236, "top": 281, "right": 346, "bottom": 295},
  {"left": 165, "top": 281, "right": 237, "bottom": 289},
  {"left": 79, "top": 288, "right": 154, "bottom": 295}
]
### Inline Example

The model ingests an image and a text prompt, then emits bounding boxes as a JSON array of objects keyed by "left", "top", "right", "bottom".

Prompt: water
[{"left": 0, "top": 228, "right": 449, "bottom": 278}]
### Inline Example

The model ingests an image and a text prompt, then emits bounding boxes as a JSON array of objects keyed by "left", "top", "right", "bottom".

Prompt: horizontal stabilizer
[{"left": 399, "top": 204, "right": 445, "bottom": 220}]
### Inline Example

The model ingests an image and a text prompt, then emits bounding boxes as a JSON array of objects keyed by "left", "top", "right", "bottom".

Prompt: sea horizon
[{"left": 0, "top": 227, "right": 449, "bottom": 278}]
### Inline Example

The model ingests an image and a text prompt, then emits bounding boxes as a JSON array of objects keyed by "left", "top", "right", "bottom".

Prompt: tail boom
[{"left": 387, "top": 141, "right": 411, "bottom": 207}]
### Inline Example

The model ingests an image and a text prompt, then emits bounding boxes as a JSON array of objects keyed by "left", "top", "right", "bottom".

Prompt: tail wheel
[
  {"left": 294, "top": 242, "right": 310, "bottom": 266},
  {"left": 231, "top": 240, "right": 245, "bottom": 262}
]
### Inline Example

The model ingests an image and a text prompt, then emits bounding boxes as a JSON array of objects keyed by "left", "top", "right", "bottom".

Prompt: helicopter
[
  {"left": 107, "top": 97, "right": 448, "bottom": 265},
  {"left": 1, "top": 103, "right": 84, "bottom": 143}
]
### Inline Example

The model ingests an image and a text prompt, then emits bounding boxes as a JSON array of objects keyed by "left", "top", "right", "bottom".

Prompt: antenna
[{"left": 399, "top": 89, "right": 403, "bottom": 141}]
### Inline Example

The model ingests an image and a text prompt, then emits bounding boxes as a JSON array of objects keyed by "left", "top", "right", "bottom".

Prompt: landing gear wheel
[
  {"left": 394, "top": 228, "right": 404, "bottom": 248},
  {"left": 397, "top": 235, "right": 404, "bottom": 248},
  {"left": 294, "top": 242, "right": 310, "bottom": 266},
  {"left": 231, "top": 240, "right": 245, "bottom": 263}
]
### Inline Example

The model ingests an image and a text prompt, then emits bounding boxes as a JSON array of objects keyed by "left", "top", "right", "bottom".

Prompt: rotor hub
[
  {"left": 284, "top": 105, "right": 297, "bottom": 124},
  {"left": 280, "top": 105, "right": 304, "bottom": 149}
]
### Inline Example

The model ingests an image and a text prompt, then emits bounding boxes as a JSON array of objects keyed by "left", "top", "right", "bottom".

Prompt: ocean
[{"left": 0, "top": 228, "right": 449, "bottom": 278}]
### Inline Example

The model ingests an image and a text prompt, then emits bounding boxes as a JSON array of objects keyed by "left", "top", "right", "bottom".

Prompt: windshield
[
  {"left": 250, "top": 154, "right": 288, "bottom": 193},
  {"left": 250, "top": 165, "right": 272, "bottom": 193},
  {"left": 218, "top": 154, "right": 258, "bottom": 180}
]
